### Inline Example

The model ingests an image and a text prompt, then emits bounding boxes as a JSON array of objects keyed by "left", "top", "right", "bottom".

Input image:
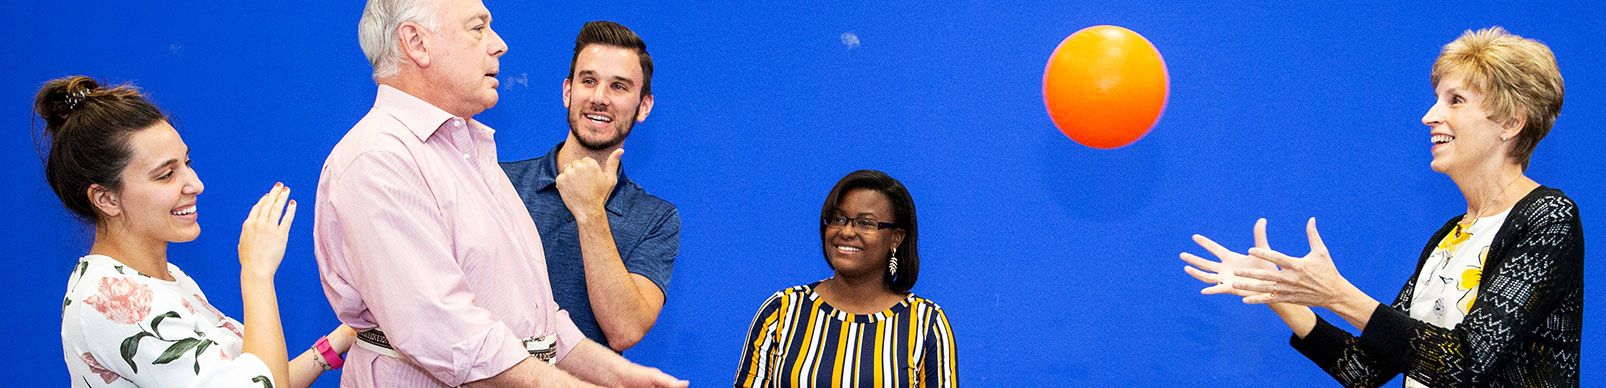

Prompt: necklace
[{"left": 1462, "top": 175, "right": 1524, "bottom": 228}]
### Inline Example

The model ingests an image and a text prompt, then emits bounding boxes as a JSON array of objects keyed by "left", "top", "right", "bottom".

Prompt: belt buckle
[{"left": 522, "top": 335, "right": 557, "bottom": 365}]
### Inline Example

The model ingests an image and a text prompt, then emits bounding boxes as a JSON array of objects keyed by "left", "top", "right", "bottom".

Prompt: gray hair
[{"left": 358, "top": 0, "right": 438, "bottom": 80}]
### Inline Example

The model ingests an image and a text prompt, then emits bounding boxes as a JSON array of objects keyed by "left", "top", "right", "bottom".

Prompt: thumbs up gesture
[{"left": 555, "top": 148, "right": 624, "bottom": 223}]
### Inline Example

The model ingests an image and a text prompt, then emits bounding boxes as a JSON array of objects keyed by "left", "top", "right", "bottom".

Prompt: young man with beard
[
  {"left": 317, "top": 2, "right": 685, "bottom": 385},
  {"left": 501, "top": 21, "right": 678, "bottom": 353}
]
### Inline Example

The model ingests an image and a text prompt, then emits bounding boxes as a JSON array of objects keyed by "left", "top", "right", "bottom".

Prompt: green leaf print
[
  {"left": 153, "top": 338, "right": 203, "bottom": 364},
  {"left": 120, "top": 331, "right": 154, "bottom": 373},
  {"left": 253, "top": 375, "right": 275, "bottom": 388},
  {"left": 149, "top": 311, "right": 181, "bottom": 337},
  {"left": 68, "top": 261, "right": 89, "bottom": 294},
  {"left": 192, "top": 340, "right": 214, "bottom": 374},
  {"left": 114, "top": 265, "right": 124, "bottom": 274}
]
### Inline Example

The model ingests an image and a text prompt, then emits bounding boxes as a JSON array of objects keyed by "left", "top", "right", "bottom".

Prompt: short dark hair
[
  {"left": 819, "top": 170, "right": 920, "bottom": 293},
  {"left": 568, "top": 21, "right": 653, "bottom": 97},
  {"left": 33, "top": 76, "right": 168, "bottom": 223}
]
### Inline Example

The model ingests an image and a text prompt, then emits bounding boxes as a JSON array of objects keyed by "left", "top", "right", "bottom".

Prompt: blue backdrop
[{"left": 4, "top": 1, "right": 1601, "bottom": 386}]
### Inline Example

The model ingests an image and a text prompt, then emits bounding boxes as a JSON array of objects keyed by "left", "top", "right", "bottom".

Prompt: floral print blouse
[{"left": 61, "top": 255, "right": 276, "bottom": 387}]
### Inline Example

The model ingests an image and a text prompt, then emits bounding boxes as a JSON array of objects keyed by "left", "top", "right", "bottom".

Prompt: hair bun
[
  {"left": 33, "top": 76, "right": 167, "bottom": 224},
  {"left": 33, "top": 76, "right": 103, "bottom": 137}
]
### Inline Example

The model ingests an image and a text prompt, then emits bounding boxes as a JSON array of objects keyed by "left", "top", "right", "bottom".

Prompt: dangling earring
[{"left": 888, "top": 248, "right": 898, "bottom": 276}]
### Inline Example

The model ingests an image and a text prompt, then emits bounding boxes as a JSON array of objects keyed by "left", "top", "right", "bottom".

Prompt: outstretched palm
[{"left": 1181, "top": 218, "right": 1278, "bottom": 297}]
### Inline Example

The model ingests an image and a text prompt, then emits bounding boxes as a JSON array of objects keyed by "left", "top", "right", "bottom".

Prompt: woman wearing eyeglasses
[{"left": 734, "top": 170, "right": 958, "bottom": 387}]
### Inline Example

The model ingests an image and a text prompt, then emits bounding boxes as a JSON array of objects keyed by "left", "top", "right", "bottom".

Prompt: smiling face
[
  {"left": 1422, "top": 72, "right": 1521, "bottom": 176},
  {"left": 426, "top": 0, "right": 506, "bottom": 117},
  {"left": 99, "top": 122, "right": 204, "bottom": 243},
  {"left": 822, "top": 189, "right": 906, "bottom": 280},
  {"left": 564, "top": 44, "right": 653, "bottom": 151}
]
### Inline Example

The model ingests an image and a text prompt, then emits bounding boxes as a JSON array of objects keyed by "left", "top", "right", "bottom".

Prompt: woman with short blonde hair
[{"left": 1183, "top": 27, "right": 1582, "bottom": 387}]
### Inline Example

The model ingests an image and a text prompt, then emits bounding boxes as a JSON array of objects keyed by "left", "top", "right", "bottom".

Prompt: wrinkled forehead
[{"left": 432, "top": 0, "right": 491, "bottom": 24}]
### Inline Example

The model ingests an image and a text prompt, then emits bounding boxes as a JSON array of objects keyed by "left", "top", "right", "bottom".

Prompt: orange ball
[{"left": 1043, "top": 25, "right": 1170, "bottom": 149}]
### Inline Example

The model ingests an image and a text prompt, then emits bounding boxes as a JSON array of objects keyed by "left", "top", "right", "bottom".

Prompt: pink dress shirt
[{"left": 314, "top": 85, "right": 585, "bottom": 387}]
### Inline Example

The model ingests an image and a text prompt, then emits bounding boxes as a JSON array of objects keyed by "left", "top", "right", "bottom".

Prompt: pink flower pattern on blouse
[
  {"left": 83, "top": 277, "right": 152, "bottom": 325},
  {"left": 63, "top": 256, "right": 276, "bottom": 387},
  {"left": 196, "top": 293, "right": 226, "bottom": 320},
  {"left": 221, "top": 321, "right": 244, "bottom": 339},
  {"left": 79, "top": 352, "right": 119, "bottom": 384}
]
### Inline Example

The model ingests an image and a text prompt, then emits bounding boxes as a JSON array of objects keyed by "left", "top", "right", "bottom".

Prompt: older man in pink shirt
[{"left": 313, "top": 0, "right": 688, "bottom": 387}]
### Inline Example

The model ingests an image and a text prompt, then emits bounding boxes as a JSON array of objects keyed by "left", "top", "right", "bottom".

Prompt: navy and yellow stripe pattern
[{"left": 735, "top": 282, "right": 958, "bottom": 387}]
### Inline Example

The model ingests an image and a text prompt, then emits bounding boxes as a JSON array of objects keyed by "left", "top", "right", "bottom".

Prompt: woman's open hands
[
  {"left": 1182, "top": 218, "right": 1279, "bottom": 299},
  {"left": 1231, "top": 218, "right": 1365, "bottom": 309}
]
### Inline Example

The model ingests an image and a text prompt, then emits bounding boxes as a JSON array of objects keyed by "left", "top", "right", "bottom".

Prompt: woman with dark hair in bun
[
  {"left": 735, "top": 170, "right": 958, "bottom": 387},
  {"left": 38, "top": 76, "right": 353, "bottom": 387}
]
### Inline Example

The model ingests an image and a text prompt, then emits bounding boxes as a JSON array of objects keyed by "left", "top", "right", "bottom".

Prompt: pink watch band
[{"left": 315, "top": 336, "right": 344, "bottom": 370}]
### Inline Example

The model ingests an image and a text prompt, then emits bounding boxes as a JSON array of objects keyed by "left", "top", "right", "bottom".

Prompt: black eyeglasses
[{"left": 822, "top": 215, "right": 899, "bottom": 234}]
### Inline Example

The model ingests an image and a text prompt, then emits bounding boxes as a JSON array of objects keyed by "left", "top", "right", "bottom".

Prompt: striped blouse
[{"left": 735, "top": 282, "right": 958, "bottom": 387}]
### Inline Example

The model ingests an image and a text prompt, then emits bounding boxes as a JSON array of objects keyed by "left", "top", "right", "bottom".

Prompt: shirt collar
[
  {"left": 375, "top": 84, "right": 487, "bottom": 142},
  {"left": 534, "top": 141, "right": 632, "bottom": 216}
]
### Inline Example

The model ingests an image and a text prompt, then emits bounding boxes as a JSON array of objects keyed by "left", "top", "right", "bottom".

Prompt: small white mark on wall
[
  {"left": 841, "top": 32, "right": 860, "bottom": 50},
  {"left": 500, "top": 72, "right": 529, "bottom": 88}
]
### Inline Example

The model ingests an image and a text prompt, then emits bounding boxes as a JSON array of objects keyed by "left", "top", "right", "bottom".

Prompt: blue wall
[{"left": 5, "top": 1, "right": 1601, "bottom": 386}]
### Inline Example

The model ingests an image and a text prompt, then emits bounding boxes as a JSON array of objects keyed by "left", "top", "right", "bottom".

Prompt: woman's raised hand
[
  {"left": 1182, "top": 218, "right": 1279, "bottom": 299},
  {"left": 1229, "top": 218, "right": 1365, "bottom": 308},
  {"left": 238, "top": 183, "right": 296, "bottom": 280}
]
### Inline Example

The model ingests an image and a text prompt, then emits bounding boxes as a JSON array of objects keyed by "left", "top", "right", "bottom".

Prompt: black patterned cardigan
[{"left": 1289, "top": 186, "right": 1584, "bottom": 387}]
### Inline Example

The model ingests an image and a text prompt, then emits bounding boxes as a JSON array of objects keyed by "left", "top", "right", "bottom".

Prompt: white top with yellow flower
[
  {"left": 1407, "top": 208, "right": 1509, "bottom": 327},
  {"left": 1400, "top": 208, "right": 1510, "bottom": 386},
  {"left": 61, "top": 254, "right": 275, "bottom": 387}
]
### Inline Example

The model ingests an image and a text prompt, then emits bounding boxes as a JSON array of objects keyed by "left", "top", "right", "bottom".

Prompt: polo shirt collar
[{"left": 535, "top": 141, "right": 631, "bottom": 216}]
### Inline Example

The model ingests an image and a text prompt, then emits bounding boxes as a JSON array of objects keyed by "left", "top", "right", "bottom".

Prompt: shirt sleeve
[
  {"left": 68, "top": 277, "right": 276, "bottom": 388},
  {"left": 734, "top": 290, "right": 787, "bottom": 388},
  {"left": 921, "top": 305, "right": 959, "bottom": 388},
  {"left": 622, "top": 206, "right": 680, "bottom": 295},
  {"left": 1291, "top": 195, "right": 1585, "bottom": 387},
  {"left": 320, "top": 150, "right": 530, "bottom": 385},
  {"left": 1289, "top": 313, "right": 1402, "bottom": 388}
]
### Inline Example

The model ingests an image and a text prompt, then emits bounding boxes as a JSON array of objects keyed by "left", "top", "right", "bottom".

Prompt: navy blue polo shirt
[{"left": 500, "top": 142, "right": 680, "bottom": 351}]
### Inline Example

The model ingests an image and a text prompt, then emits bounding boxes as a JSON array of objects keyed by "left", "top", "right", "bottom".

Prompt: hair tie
[{"left": 65, "top": 89, "right": 92, "bottom": 110}]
